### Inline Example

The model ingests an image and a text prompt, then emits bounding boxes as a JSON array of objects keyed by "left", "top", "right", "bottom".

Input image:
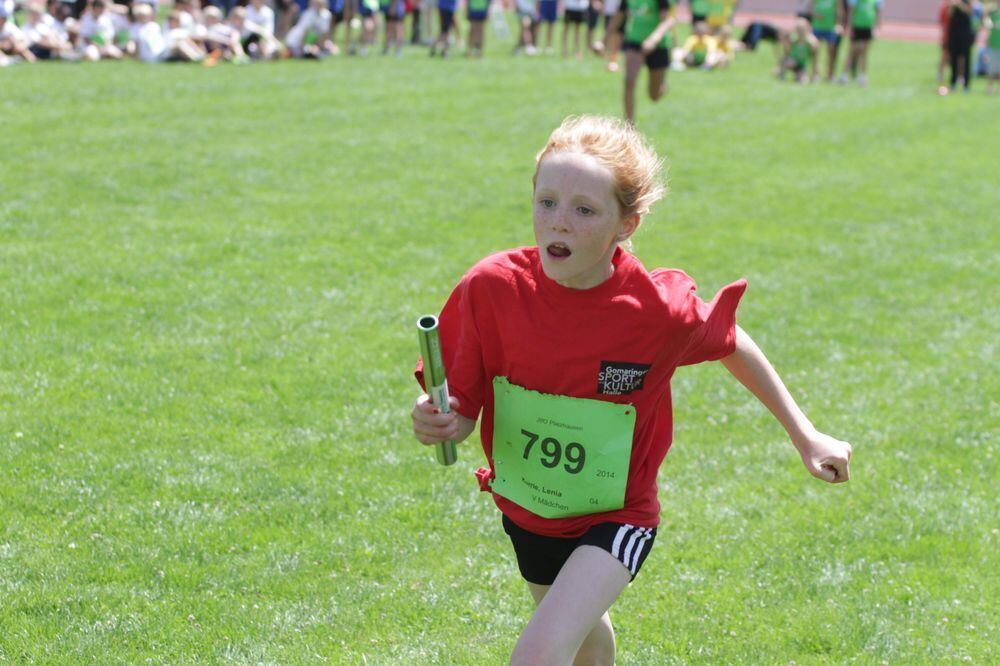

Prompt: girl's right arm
[{"left": 411, "top": 394, "right": 477, "bottom": 446}]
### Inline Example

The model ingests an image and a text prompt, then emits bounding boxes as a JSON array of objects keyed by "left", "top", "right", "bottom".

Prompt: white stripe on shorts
[
  {"left": 629, "top": 529, "right": 653, "bottom": 574},
  {"left": 611, "top": 524, "right": 634, "bottom": 559},
  {"left": 621, "top": 527, "right": 647, "bottom": 572}
]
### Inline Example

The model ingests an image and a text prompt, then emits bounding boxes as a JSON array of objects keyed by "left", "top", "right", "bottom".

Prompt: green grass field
[{"left": 1, "top": 28, "right": 998, "bottom": 664}]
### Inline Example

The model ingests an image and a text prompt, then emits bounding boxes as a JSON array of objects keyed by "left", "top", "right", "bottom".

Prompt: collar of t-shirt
[{"left": 534, "top": 246, "right": 635, "bottom": 301}]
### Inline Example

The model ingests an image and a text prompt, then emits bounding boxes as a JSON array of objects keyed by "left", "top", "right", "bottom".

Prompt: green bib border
[{"left": 490, "top": 377, "right": 636, "bottom": 520}]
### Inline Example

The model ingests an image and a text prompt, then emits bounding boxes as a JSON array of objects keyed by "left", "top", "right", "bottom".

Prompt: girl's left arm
[{"left": 720, "top": 326, "right": 853, "bottom": 483}]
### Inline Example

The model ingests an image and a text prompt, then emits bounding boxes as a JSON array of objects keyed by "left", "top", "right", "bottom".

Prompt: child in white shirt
[
  {"left": 127, "top": 2, "right": 165, "bottom": 61},
  {"left": 1, "top": 8, "right": 40, "bottom": 63},
  {"left": 22, "top": 1, "right": 75, "bottom": 58},
  {"left": 241, "top": 0, "right": 283, "bottom": 58},
  {"left": 285, "top": 0, "right": 333, "bottom": 56},
  {"left": 78, "top": 0, "right": 123, "bottom": 60},
  {"left": 200, "top": 4, "right": 246, "bottom": 63}
]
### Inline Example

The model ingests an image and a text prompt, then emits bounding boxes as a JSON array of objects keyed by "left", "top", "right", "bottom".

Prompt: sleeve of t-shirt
[
  {"left": 676, "top": 275, "right": 748, "bottom": 366},
  {"left": 413, "top": 272, "right": 486, "bottom": 421}
]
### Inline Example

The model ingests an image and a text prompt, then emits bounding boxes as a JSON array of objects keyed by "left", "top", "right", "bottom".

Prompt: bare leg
[
  {"left": 524, "top": 582, "right": 617, "bottom": 666},
  {"left": 647, "top": 66, "right": 666, "bottom": 101},
  {"left": 510, "top": 546, "right": 631, "bottom": 666},
  {"left": 825, "top": 40, "right": 836, "bottom": 81},
  {"left": 605, "top": 26, "right": 619, "bottom": 71},
  {"left": 623, "top": 48, "right": 642, "bottom": 123},
  {"left": 858, "top": 40, "right": 869, "bottom": 84}
]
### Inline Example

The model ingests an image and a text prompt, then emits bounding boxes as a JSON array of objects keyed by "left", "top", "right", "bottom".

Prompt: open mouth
[{"left": 546, "top": 243, "right": 572, "bottom": 259}]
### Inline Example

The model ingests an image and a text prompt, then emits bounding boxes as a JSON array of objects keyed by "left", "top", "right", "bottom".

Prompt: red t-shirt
[{"left": 416, "top": 246, "right": 746, "bottom": 538}]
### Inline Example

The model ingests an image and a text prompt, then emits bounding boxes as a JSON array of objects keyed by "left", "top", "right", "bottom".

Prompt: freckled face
[{"left": 533, "top": 151, "right": 631, "bottom": 290}]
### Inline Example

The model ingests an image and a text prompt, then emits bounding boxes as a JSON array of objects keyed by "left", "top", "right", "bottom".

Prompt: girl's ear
[{"left": 618, "top": 213, "right": 641, "bottom": 241}]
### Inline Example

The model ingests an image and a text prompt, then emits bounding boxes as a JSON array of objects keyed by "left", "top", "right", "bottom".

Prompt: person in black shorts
[
  {"left": 585, "top": 0, "right": 601, "bottom": 54},
  {"left": 943, "top": 0, "right": 974, "bottom": 93},
  {"left": 613, "top": 0, "right": 674, "bottom": 123},
  {"left": 562, "top": 0, "right": 588, "bottom": 57}
]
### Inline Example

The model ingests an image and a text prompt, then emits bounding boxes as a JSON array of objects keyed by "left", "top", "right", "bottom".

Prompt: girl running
[{"left": 411, "top": 115, "right": 853, "bottom": 665}]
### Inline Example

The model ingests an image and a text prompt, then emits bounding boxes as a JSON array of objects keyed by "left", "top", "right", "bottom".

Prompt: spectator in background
[
  {"left": 512, "top": 0, "right": 537, "bottom": 55},
  {"left": 812, "top": 0, "right": 844, "bottom": 82},
  {"left": 163, "top": 8, "right": 206, "bottom": 59},
  {"left": 598, "top": 0, "right": 622, "bottom": 69},
  {"left": 739, "top": 19, "right": 780, "bottom": 52},
  {"left": 381, "top": 0, "right": 405, "bottom": 55},
  {"left": 167, "top": 0, "right": 200, "bottom": 33},
  {"left": 714, "top": 22, "right": 734, "bottom": 66},
  {"left": 465, "top": 0, "right": 487, "bottom": 56},
  {"left": 327, "top": 0, "right": 345, "bottom": 53},
  {"left": 677, "top": 18, "right": 716, "bottom": 68},
  {"left": 420, "top": 0, "right": 436, "bottom": 45},
  {"left": 79, "top": 0, "right": 124, "bottom": 60},
  {"left": 429, "top": 0, "right": 454, "bottom": 56},
  {"left": 585, "top": 0, "right": 601, "bottom": 55},
  {"left": 537, "top": 0, "right": 557, "bottom": 54},
  {"left": 286, "top": 0, "right": 334, "bottom": 56},
  {"left": 779, "top": 16, "right": 818, "bottom": 82},
  {"left": 938, "top": 0, "right": 951, "bottom": 85},
  {"left": 841, "top": 0, "right": 879, "bottom": 86},
  {"left": 127, "top": 2, "right": 165, "bottom": 61},
  {"left": 276, "top": 0, "right": 297, "bottom": 39},
  {"left": 1, "top": 6, "right": 40, "bottom": 64},
  {"left": 345, "top": 0, "right": 378, "bottom": 55},
  {"left": 243, "top": 0, "right": 284, "bottom": 57},
  {"left": 199, "top": 4, "right": 247, "bottom": 62},
  {"left": 941, "top": 0, "right": 974, "bottom": 94},
  {"left": 23, "top": 1, "right": 77, "bottom": 59},
  {"left": 985, "top": 1, "right": 999, "bottom": 94},
  {"left": 47, "top": 0, "right": 78, "bottom": 37},
  {"left": 563, "top": 0, "right": 588, "bottom": 57}
]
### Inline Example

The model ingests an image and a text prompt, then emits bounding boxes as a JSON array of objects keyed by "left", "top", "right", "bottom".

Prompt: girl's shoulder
[{"left": 463, "top": 247, "right": 539, "bottom": 284}]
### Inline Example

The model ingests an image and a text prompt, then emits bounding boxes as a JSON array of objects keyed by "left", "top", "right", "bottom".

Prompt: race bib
[{"left": 491, "top": 377, "right": 635, "bottom": 519}]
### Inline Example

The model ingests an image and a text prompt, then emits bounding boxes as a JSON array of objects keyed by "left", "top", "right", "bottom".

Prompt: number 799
[{"left": 521, "top": 429, "right": 586, "bottom": 474}]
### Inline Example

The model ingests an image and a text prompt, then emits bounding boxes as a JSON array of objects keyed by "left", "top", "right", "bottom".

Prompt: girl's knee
[
  {"left": 573, "top": 616, "right": 615, "bottom": 666},
  {"left": 573, "top": 640, "right": 615, "bottom": 666},
  {"left": 510, "top": 634, "right": 574, "bottom": 666}
]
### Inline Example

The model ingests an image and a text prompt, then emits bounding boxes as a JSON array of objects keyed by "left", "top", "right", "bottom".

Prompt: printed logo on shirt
[{"left": 597, "top": 361, "right": 651, "bottom": 395}]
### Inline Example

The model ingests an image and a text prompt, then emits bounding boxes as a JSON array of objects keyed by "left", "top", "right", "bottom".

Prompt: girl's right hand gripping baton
[{"left": 417, "top": 315, "right": 458, "bottom": 466}]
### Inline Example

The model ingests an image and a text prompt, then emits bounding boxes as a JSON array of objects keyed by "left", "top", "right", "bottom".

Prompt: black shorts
[
  {"left": 564, "top": 8, "right": 585, "bottom": 23},
  {"left": 332, "top": 9, "right": 344, "bottom": 22},
  {"left": 624, "top": 40, "right": 670, "bottom": 69},
  {"left": 586, "top": 3, "right": 599, "bottom": 29},
  {"left": 691, "top": 12, "right": 706, "bottom": 23},
  {"left": 503, "top": 514, "right": 656, "bottom": 585},
  {"left": 851, "top": 26, "right": 872, "bottom": 41},
  {"left": 438, "top": 7, "right": 454, "bottom": 32}
]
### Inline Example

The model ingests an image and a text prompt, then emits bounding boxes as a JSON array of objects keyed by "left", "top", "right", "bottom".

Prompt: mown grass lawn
[{"left": 1, "top": 25, "right": 997, "bottom": 663}]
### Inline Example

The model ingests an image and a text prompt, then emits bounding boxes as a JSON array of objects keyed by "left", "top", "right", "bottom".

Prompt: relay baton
[{"left": 417, "top": 315, "right": 458, "bottom": 466}]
